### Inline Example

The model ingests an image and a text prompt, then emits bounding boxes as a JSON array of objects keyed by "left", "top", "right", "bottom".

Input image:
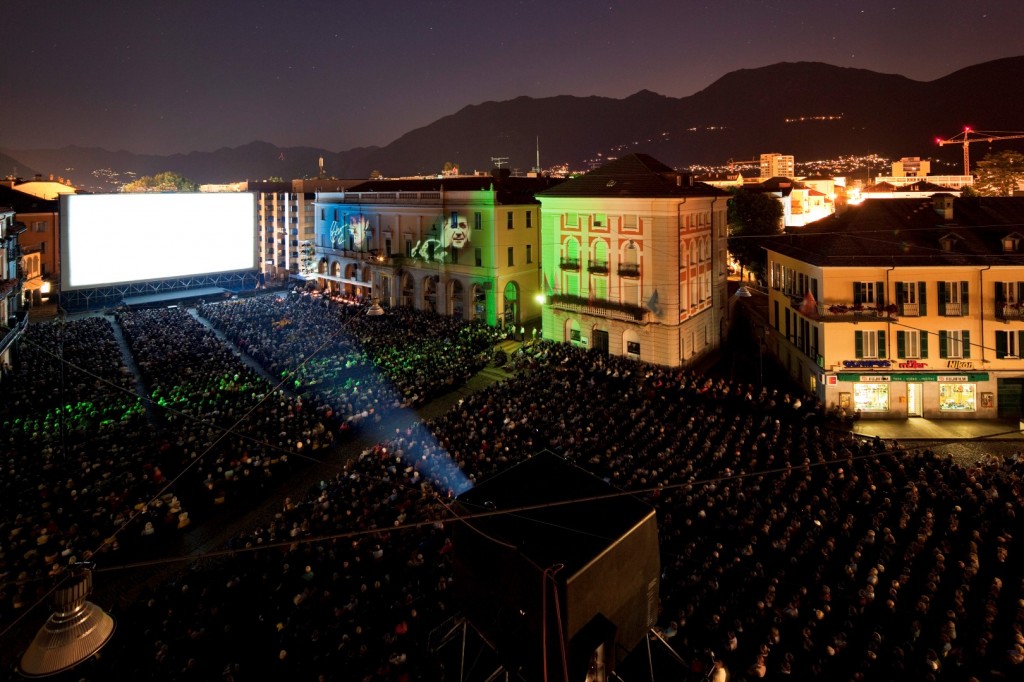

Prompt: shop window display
[
  {"left": 939, "top": 383, "right": 976, "bottom": 411},
  {"left": 854, "top": 383, "right": 890, "bottom": 412}
]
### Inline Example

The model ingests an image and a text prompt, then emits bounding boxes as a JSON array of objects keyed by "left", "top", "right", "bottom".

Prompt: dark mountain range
[
  {"left": 0, "top": 152, "right": 38, "bottom": 181},
  {"left": 4, "top": 57, "right": 1024, "bottom": 190}
]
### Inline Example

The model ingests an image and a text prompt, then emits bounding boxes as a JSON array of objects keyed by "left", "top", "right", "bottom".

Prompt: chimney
[{"left": 933, "top": 194, "right": 955, "bottom": 221}]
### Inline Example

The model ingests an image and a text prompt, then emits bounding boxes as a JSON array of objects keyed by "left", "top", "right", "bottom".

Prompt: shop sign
[
  {"left": 842, "top": 359, "right": 891, "bottom": 368},
  {"left": 946, "top": 360, "right": 974, "bottom": 369},
  {"left": 897, "top": 360, "right": 927, "bottom": 369},
  {"left": 937, "top": 375, "right": 971, "bottom": 382},
  {"left": 858, "top": 375, "right": 890, "bottom": 382},
  {"left": 835, "top": 372, "right": 989, "bottom": 383}
]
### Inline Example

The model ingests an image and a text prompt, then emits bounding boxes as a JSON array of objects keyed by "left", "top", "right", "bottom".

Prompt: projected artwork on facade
[{"left": 411, "top": 212, "right": 470, "bottom": 262}]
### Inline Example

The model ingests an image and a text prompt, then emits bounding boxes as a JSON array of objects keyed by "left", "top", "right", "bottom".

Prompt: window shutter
[
  {"left": 962, "top": 330, "right": 971, "bottom": 358},
  {"left": 939, "top": 330, "right": 948, "bottom": 358},
  {"left": 997, "top": 331, "right": 1008, "bottom": 359},
  {"left": 1018, "top": 282, "right": 1024, "bottom": 302},
  {"left": 811, "top": 278, "right": 819, "bottom": 300},
  {"left": 875, "top": 282, "right": 884, "bottom": 305},
  {"left": 961, "top": 281, "right": 969, "bottom": 315},
  {"left": 897, "top": 331, "right": 906, "bottom": 358},
  {"left": 896, "top": 282, "right": 905, "bottom": 314},
  {"left": 997, "top": 281, "right": 1006, "bottom": 303},
  {"left": 938, "top": 282, "right": 946, "bottom": 315},
  {"left": 919, "top": 282, "right": 927, "bottom": 315},
  {"left": 878, "top": 330, "right": 887, "bottom": 358},
  {"left": 855, "top": 331, "right": 864, "bottom": 358},
  {"left": 920, "top": 331, "right": 928, "bottom": 358},
  {"left": 853, "top": 282, "right": 862, "bottom": 305}
]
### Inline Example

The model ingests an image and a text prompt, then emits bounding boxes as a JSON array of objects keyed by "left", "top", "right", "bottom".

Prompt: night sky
[{"left": 3, "top": 1, "right": 1022, "bottom": 155}]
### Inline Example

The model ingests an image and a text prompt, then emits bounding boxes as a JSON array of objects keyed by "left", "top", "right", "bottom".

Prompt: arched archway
[
  {"left": 503, "top": 281, "right": 519, "bottom": 327},
  {"left": 400, "top": 272, "right": 414, "bottom": 308},
  {"left": 423, "top": 275, "right": 438, "bottom": 312},
  {"left": 623, "top": 329, "right": 641, "bottom": 359},
  {"left": 329, "top": 261, "right": 342, "bottom": 294},
  {"left": 471, "top": 284, "right": 488, "bottom": 321},
  {"left": 564, "top": 318, "right": 581, "bottom": 345},
  {"left": 449, "top": 280, "right": 465, "bottom": 320},
  {"left": 344, "top": 263, "right": 359, "bottom": 297}
]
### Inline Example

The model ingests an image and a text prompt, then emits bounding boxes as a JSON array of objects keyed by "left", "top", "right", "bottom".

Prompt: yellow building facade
[{"left": 766, "top": 195, "right": 1024, "bottom": 419}]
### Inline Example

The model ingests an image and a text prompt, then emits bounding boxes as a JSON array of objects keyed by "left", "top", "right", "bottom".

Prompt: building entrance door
[{"left": 907, "top": 383, "right": 923, "bottom": 417}]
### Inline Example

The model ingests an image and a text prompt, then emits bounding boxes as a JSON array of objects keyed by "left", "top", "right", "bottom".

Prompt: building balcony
[
  {"left": 617, "top": 263, "right": 641, "bottom": 278},
  {"left": 549, "top": 293, "right": 646, "bottom": 322},
  {"left": 997, "top": 302, "right": 1024, "bottom": 321},
  {"left": 587, "top": 261, "right": 609, "bottom": 274},
  {"left": 795, "top": 300, "right": 900, "bottom": 322},
  {"left": 940, "top": 302, "right": 965, "bottom": 316},
  {"left": 559, "top": 257, "right": 581, "bottom": 271},
  {"left": 899, "top": 302, "right": 921, "bottom": 316}
]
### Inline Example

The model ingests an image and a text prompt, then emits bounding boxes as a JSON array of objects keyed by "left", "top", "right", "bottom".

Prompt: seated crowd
[
  {"left": 28, "top": 334, "right": 1023, "bottom": 681},
  {"left": 0, "top": 299, "right": 1019, "bottom": 679}
]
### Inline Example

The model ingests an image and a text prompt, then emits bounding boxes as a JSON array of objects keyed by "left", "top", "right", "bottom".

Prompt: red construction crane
[{"left": 936, "top": 127, "right": 1024, "bottom": 175}]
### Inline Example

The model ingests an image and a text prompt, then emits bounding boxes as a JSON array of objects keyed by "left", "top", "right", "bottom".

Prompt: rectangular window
[
  {"left": 623, "top": 215, "right": 638, "bottom": 230},
  {"left": 507, "top": 247, "right": 514, "bottom": 266},
  {"left": 939, "top": 383, "right": 976, "bottom": 411},
  {"left": 896, "top": 330, "right": 927, "bottom": 359},
  {"left": 854, "top": 383, "right": 890, "bottom": 412},
  {"left": 939, "top": 330, "right": 971, "bottom": 359},
  {"left": 593, "top": 213, "right": 607, "bottom": 227},
  {"left": 474, "top": 248, "right": 483, "bottom": 267},
  {"left": 526, "top": 211, "right": 532, "bottom": 228},
  {"left": 939, "top": 281, "right": 969, "bottom": 316},
  {"left": 896, "top": 281, "right": 926, "bottom": 316},
  {"left": 995, "top": 330, "right": 1024, "bottom": 358},
  {"left": 855, "top": 330, "right": 887, "bottom": 359},
  {"left": 526, "top": 244, "right": 533, "bottom": 264},
  {"left": 474, "top": 212, "right": 482, "bottom": 230},
  {"left": 320, "top": 208, "right": 325, "bottom": 220},
  {"left": 507, "top": 211, "right": 514, "bottom": 230},
  {"left": 854, "top": 281, "right": 883, "bottom": 305},
  {"left": 33, "top": 221, "right": 46, "bottom": 232},
  {"left": 385, "top": 238, "right": 392, "bottom": 255},
  {"left": 566, "top": 212, "right": 578, "bottom": 227},
  {"left": 405, "top": 239, "right": 412, "bottom": 257}
]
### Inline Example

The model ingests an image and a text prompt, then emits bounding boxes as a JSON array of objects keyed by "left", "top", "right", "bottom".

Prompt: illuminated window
[
  {"left": 594, "top": 213, "right": 606, "bottom": 227},
  {"left": 854, "top": 383, "right": 890, "bottom": 412},
  {"left": 939, "top": 383, "right": 976, "bottom": 411},
  {"left": 566, "top": 212, "right": 578, "bottom": 227}
]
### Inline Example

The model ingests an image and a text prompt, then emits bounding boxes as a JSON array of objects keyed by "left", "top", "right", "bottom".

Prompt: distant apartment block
[{"left": 760, "top": 153, "right": 795, "bottom": 180}]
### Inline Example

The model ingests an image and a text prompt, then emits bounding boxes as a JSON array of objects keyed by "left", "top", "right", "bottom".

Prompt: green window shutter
[
  {"left": 920, "top": 331, "right": 928, "bottom": 358},
  {"left": 939, "top": 330, "right": 948, "bottom": 358},
  {"left": 919, "top": 282, "right": 927, "bottom": 315},
  {"left": 962, "top": 330, "right": 971, "bottom": 358},
  {"left": 997, "top": 331, "right": 1008, "bottom": 359},
  {"left": 938, "top": 281, "right": 947, "bottom": 315},
  {"left": 855, "top": 330, "right": 864, "bottom": 358},
  {"left": 875, "top": 282, "right": 884, "bottom": 305},
  {"left": 853, "top": 282, "right": 862, "bottom": 305},
  {"left": 895, "top": 282, "right": 905, "bottom": 314},
  {"left": 897, "top": 331, "right": 906, "bottom": 358},
  {"left": 996, "top": 281, "right": 1006, "bottom": 303},
  {"left": 878, "top": 330, "right": 887, "bottom": 358},
  {"left": 961, "top": 281, "right": 969, "bottom": 316}
]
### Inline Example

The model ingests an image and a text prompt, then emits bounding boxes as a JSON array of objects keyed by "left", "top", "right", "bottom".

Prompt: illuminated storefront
[{"left": 827, "top": 370, "right": 990, "bottom": 419}]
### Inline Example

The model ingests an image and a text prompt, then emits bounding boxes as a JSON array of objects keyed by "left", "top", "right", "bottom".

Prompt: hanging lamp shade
[{"left": 20, "top": 570, "right": 115, "bottom": 677}]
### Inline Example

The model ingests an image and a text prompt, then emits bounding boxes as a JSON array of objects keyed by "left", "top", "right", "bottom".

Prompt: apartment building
[
  {"left": 765, "top": 194, "right": 1024, "bottom": 419},
  {"left": 536, "top": 154, "right": 729, "bottom": 366}
]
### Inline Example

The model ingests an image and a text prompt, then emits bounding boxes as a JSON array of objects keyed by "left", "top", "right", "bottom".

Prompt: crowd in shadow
[{"left": 2, "top": 297, "right": 1024, "bottom": 681}]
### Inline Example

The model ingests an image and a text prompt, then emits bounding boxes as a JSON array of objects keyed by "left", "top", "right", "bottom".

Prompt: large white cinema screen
[{"left": 60, "top": 193, "right": 256, "bottom": 291}]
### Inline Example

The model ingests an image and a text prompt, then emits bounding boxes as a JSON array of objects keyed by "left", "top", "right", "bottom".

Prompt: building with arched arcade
[
  {"left": 537, "top": 154, "right": 730, "bottom": 367},
  {"left": 313, "top": 171, "right": 563, "bottom": 327}
]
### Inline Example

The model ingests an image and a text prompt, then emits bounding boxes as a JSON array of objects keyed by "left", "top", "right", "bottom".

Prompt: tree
[
  {"left": 973, "top": 150, "right": 1024, "bottom": 196},
  {"left": 120, "top": 171, "right": 199, "bottom": 193},
  {"left": 727, "top": 189, "right": 783, "bottom": 282}
]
